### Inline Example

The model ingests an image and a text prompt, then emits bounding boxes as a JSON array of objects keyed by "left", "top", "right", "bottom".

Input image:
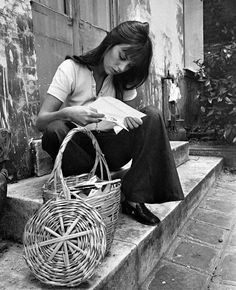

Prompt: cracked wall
[
  {"left": 0, "top": 0, "right": 40, "bottom": 179},
  {"left": 0, "top": 0, "right": 203, "bottom": 180},
  {"left": 118, "top": 0, "right": 184, "bottom": 112}
]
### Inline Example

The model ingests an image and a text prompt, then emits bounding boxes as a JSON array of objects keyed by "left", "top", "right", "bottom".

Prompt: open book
[{"left": 88, "top": 96, "right": 146, "bottom": 133}]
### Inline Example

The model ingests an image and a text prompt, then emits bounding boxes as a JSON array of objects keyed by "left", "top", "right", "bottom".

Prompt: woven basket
[
  {"left": 42, "top": 126, "right": 121, "bottom": 252},
  {"left": 23, "top": 198, "right": 106, "bottom": 287}
]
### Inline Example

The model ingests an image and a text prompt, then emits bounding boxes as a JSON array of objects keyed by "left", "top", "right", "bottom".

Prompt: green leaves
[{"left": 193, "top": 42, "right": 236, "bottom": 143}]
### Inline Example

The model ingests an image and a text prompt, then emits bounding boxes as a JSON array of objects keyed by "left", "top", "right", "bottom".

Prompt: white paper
[{"left": 88, "top": 96, "right": 146, "bottom": 132}]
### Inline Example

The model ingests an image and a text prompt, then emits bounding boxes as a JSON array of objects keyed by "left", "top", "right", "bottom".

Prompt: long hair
[{"left": 66, "top": 21, "right": 153, "bottom": 100}]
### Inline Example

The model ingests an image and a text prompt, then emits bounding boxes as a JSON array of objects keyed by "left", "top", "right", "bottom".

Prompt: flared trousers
[{"left": 42, "top": 106, "right": 184, "bottom": 204}]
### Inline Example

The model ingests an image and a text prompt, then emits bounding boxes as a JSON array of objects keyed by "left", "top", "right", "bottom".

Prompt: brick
[
  {"left": 200, "top": 198, "right": 236, "bottom": 215},
  {"left": 148, "top": 261, "right": 208, "bottom": 290},
  {"left": 215, "top": 252, "right": 236, "bottom": 283},
  {"left": 207, "top": 186, "right": 236, "bottom": 202},
  {"left": 208, "top": 283, "right": 236, "bottom": 290},
  {"left": 166, "top": 238, "right": 218, "bottom": 273},
  {"left": 180, "top": 219, "right": 228, "bottom": 246},
  {"left": 228, "top": 229, "right": 236, "bottom": 248},
  {"left": 192, "top": 208, "right": 233, "bottom": 229}
]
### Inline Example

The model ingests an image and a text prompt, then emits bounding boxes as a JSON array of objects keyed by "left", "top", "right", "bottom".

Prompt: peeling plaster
[
  {"left": 176, "top": 1, "right": 184, "bottom": 66},
  {"left": 150, "top": 0, "right": 184, "bottom": 78},
  {"left": 0, "top": 41, "right": 7, "bottom": 68},
  {"left": 0, "top": 0, "right": 40, "bottom": 179},
  {"left": 129, "top": 0, "right": 151, "bottom": 23},
  {"left": 119, "top": 0, "right": 185, "bottom": 111}
]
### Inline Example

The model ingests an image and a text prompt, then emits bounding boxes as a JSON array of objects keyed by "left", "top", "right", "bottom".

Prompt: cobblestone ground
[{"left": 143, "top": 170, "right": 236, "bottom": 290}]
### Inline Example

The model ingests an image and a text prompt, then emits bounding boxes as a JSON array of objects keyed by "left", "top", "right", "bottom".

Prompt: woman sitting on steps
[{"left": 36, "top": 20, "right": 184, "bottom": 226}]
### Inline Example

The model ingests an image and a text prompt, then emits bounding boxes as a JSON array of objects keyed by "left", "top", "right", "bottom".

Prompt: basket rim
[{"left": 48, "top": 126, "right": 113, "bottom": 200}]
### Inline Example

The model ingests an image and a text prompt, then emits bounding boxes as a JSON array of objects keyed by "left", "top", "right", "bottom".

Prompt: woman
[{"left": 36, "top": 21, "right": 184, "bottom": 226}]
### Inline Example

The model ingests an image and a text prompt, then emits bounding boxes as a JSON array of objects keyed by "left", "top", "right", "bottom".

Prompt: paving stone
[
  {"left": 200, "top": 198, "right": 236, "bottom": 215},
  {"left": 228, "top": 228, "right": 236, "bottom": 248},
  {"left": 217, "top": 173, "right": 236, "bottom": 185},
  {"left": 208, "top": 283, "right": 236, "bottom": 290},
  {"left": 192, "top": 208, "right": 233, "bottom": 229},
  {"left": 180, "top": 219, "right": 228, "bottom": 246},
  {"left": 207, "top": 186, "right": 236, "bottom": 202},
  {"left": 215, "top": 252, "right": 236, "bottom": 283},
  {"left": 147, "top": 261, "right": 208, "bottom": 290},
  {"left": 166, "top": 238, "right": 218, "bottom": 273},
  {"left": 217, "top": 178, "right": 236, "bottom": 185}
]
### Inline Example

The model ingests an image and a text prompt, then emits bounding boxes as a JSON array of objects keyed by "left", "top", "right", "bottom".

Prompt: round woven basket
[
  {"left": 23, "top": 198, "right": 106, "bottom": 287},
  {"left": 43, "top": 126, "right": 121, "bottom": 252}
]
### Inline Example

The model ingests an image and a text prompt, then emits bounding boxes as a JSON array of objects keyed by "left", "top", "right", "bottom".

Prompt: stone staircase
[{"left": 0, "top": 141, "right": 224, "bottom": 290}]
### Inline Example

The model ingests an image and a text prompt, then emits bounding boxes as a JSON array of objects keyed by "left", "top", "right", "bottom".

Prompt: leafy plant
[{"left": 194, "top": 42, "right": 236, "bottom": 143}]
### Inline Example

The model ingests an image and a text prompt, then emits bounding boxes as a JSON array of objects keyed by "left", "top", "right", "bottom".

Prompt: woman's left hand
[{"left": 124, "top": 116, "right": 143, "bottom": 130}]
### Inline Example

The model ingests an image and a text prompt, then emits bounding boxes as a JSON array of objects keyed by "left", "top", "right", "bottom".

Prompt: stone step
[
  {"left": 0, "top": 156, "right": 223, "bottom": 290},
  {"left": 189, "top": 143, "right": 236, "bottom": 168},
  {"left": 0, "top": 141, "right": 189, "bottom": 242}
]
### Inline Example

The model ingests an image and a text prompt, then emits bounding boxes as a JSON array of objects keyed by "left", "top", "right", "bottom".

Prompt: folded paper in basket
[{"left": 69, "top": 175, "right": 121, "bottom": 199}]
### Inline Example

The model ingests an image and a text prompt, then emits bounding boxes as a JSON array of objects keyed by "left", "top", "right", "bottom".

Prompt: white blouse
[{"left": 47, "top": 59, "right": 137, "bottom": 108}]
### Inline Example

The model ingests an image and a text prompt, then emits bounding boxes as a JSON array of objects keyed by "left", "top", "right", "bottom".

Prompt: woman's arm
[{"left": 36, "top": 94, "right": 104, "bottom": 131}]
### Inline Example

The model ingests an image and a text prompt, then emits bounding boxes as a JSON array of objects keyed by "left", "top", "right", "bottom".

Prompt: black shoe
[{"left": 122, "top": 201, "right": 160, "bottom": 226}]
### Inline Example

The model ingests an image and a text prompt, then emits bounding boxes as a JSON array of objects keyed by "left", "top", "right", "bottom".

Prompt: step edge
[{"left": 84, "top": 157, "right": 224, "bottom": 289}]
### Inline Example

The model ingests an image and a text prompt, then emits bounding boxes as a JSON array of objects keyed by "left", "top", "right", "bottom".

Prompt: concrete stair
[{"left": 0, "top": 141, "right": 224, "bottom": 289}]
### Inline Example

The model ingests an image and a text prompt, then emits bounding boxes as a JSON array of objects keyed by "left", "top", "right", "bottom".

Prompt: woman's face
[{"left": 103, "top": 44, "right": 133, "bottom": 75}]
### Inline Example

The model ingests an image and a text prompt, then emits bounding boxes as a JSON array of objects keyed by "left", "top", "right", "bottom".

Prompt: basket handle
[{"left": 49, "top": 126, "right": 112, "bottom": 199}]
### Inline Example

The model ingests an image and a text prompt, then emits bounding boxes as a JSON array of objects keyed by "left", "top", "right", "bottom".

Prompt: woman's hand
[
  {"left": 97, "top": 120, "right": 116, "bottom": 131},
  {"left": 64, "top": 106, "right": 104, "bottom": 126},
  {"left": 36, "top": 94, "right": 105, "bottom": 131},
  {"left": 124, "top": 116, "right": 143, "bottom": 130}
]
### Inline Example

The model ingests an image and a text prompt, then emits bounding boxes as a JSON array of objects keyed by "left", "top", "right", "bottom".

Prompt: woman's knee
[
  {"left": 42, "top": 120, "right": 70, "bottom": 154},
  {"left": 44, "top": 120, "right": 69, "bottom": 140},
  {"left": 141, "top": 105, "right": 163, "bottom": 122}
]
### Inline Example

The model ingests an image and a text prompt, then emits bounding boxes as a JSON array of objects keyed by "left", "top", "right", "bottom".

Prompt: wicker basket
[
  {"left": 43, "top": 126, "right": 121, "bottom": 252},
  {"left": 23, "top": 198, "right": 106, "bottom": 287}
]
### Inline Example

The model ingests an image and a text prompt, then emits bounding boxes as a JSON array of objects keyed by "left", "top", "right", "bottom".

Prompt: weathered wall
[
  {"left": 118, "top": 0, "right": 184, "bottom": 112},
  {"left": 0, "top": 0, "right": 203, "bottom": 180},
  {"left": 184, "top": 0, "right": 203, "bottom": 71},
  {"left": 0, "top": 0, "right": 40, "bottom": 179}
]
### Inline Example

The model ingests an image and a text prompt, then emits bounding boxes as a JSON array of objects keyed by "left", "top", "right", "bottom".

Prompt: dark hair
[{"left": 66, "top": 21, "right": 153, "bottom": 99}]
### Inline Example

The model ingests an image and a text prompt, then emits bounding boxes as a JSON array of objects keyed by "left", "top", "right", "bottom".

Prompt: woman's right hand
[
  {"left": 64, "top": 106, "right": 105, "bottom": 126},
  {"left": 36, "top": 94, "right": 105, "bottom": 131}
]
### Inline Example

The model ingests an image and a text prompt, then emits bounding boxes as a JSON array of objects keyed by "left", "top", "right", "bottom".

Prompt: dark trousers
[{"left": 42, "top": 106, "right": 184, "bottom": 204}]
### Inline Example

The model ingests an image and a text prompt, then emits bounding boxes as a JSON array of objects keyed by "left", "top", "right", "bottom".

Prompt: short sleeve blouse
[{"left": 47, "top": 59, "right": 137, "bottom": 107}]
